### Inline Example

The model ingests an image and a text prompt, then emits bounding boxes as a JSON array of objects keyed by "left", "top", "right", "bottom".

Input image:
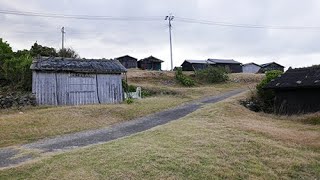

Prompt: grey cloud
[{"left": 0, "top": 0, "right": 319, "bottom": 69}]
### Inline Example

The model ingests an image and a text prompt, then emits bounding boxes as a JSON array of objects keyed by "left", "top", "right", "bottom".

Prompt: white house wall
[{"left": 242, "top": 64, "right": 261, "bottom": 73}]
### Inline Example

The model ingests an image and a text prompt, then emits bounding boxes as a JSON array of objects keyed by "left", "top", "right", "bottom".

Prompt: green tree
[
  {"left": 57, "top": 48, "right": 80, "bottom": 58},
  {"left": 0, "top": 38, "right": 14, "bottom": 82},
  {"left": 2, "top": 54, "right": 33, "bottom": 91},
  {"left": 30, "top": 42, "right": 57, "bottom": 57}
]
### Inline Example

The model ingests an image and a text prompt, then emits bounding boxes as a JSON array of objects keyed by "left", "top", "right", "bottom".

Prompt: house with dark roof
[
  {"left": 208, "top": 59, "right": 242, "bottom": 73},
  {"left": 259, "top": 62, "right": 284, "bottom": 73},
  {"left": 242, "top": 63, "right": 261, "bottom": 73},
  {"left": 181, "top": 59, "right": 242, "bottom": 73},
  {"left": 138, "top": 56, "right": 164, "bottom": 70},
  {"left": 181, "top": 60, "right": 215, "bottom": 71},
  {"left": 31, "top": 56, "right": 127, "bottom": 106},
  {"left": 264, "top": 66, "right": 320, "bottom": 114},
  {"left": 115, "top": 55, "right": 137, "bottom": 69}
]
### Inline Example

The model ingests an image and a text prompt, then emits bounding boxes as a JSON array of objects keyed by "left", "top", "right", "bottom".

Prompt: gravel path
[{"left": 0, "top": 89, "right": 245, "bottom": 168}]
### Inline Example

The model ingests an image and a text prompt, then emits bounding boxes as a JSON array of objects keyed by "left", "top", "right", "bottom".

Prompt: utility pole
[
  {"left": 165, "top": 14, "right": 174, "bottom": 71},
  {"left": 61, "top": 27, "right": 65, "bottom": 49}
]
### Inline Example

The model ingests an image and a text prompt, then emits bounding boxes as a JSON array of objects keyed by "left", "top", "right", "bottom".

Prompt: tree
[
  {"left": 2, "top": 54, "right": 33, "bottom": 91},
  {"left": 0, "top": 38, "right": 14, "bottom": 82},
  {"left": 30, "top": 42, "right": 57, "bottom": 57},
  {"left": 57, "top": 48, "right": 80, "bottom": 58}
]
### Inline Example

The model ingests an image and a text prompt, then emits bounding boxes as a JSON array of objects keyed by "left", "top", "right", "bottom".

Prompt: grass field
[
  {"left": 0, "top": 70, "right": 250, "bottom": 148},
  {"left": 0, "top": 93, "right": 319, "bottom": 179},
  {"left": 0, "top": 70, "right": 261, "bottom": 148}
]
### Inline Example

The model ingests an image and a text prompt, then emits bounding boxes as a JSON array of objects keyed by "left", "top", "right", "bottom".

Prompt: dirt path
[{"left": 0, "top": 89, "right": 245, "bottom": 169}]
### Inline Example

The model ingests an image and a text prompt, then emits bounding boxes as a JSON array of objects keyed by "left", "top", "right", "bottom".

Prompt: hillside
[{"left": 0, "top": 70, "right": 259, "bottom": 148}]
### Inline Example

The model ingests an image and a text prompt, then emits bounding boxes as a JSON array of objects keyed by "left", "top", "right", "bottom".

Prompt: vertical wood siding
[{"left": 32, "top": 72, "right": 123, "bottom": 106}]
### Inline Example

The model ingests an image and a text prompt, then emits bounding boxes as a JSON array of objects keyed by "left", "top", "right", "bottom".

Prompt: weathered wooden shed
[
  {"left": 181, "top": 59, "right": 242, "bottom": 73},
  {"left": 181, "top": 60, "right": 215, "bottom": 71},
  {"left": 264, "top": 66, "right": 320, "bottom": 115},
  {"left": 138, "top": 56, "right": 163, "bottom": 70},
  {"left": 259, "top": 62, "right": 284, "bottom": 73},
  {"left": 208, "top": 59, "right": 242, "bottom": 73},
  {"left": 31, "top": 57, "right": 127, "bottom": 106},
  {"left": 242, "top": 63, "right": 261, "bottom": 73},
  {"left": 116, "top": 55, "right": 137, "bottom": 69}
]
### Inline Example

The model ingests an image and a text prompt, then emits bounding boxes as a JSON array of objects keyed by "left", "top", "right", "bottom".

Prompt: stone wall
[{"left": 0, "top": 93, "right": 36, "bottom": 109}]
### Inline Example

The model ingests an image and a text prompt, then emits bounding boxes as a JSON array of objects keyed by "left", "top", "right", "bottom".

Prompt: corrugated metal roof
[
  {"left": 208, "top": 59, "right": 241, "bottom": 64},
  {"left": 185, "top": 60, "right": 216, "bottom": 64},
  {"left": 265, "top": 66, "right": 320, "bottom": 89},
  {"left": 116, "top": 55, "right": 137, "bottom": 61},
  {"left": 30, "top": 57, "right": 127, "bottom": 74},
  {"left": 261, "top": 62, "right": 284, "bottom": 68},
  {"left": 139, "top": 56, "right": 164, "bottom": 62}
]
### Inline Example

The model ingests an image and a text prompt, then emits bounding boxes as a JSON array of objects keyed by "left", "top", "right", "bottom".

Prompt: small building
[
  {"left": 242, "top": 63, "right": 261, "bottom": 73},
  {"left": 208, "top": 59, "right": 242, "bottom": 73},
  {"left": 264, "top": 66, "right": 320, "bottom": 115},
  {"left": 259, "top": 62, "right": 284, "bottom": 73},
  {"left": 116, "top": 55, "right": 137, "bottom": 69},
  {"left": 181, "top": 60, "right": 215, "bottom": 71},
  {"left": 138, "top": 56, "right": 164, "bottom": 70},
  {"left": 181, "top": 59, "right": 242, "bottom": 73},
  {"left": 31, "top": 57, "right": 127, "bottom": 106}
]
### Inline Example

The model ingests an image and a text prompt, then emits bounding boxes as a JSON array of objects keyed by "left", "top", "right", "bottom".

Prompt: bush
[
  {"left": 126, "top": 98, "right": 134, "bottom": 104},
  {"left": 241, "top": 70, "right": 283, "bottom": 113},
  {"left": 195, "top": 67, "right": 229, "bottom": 83},
  {"left": 175, "top": 68, "right": 195, "bottom": 87},
  {"left": 1, "top": 54, "right": 33, "bottom": 91},
  {"left": 256, "top": 70, "right": 283, "bottom": 112},
  {"left": 122, "top": 80, "right": 136, "bottom": 92}
]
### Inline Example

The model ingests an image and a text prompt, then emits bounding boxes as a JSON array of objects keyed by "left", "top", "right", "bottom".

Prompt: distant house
[
  {"left": 259, "top": 62, "right": 284, "bottom": 73},
  {"left": 264, "top": 66, "right": 320, "bottom": 114},
  {"left": 242, "top": 63, "right": 261, "bottom": 73},
  {"left": 138, "top": 56, "right": 164, "bottom": 70},
  {"left": 181, "top": 60, "right": 215, "bottom": 71},
  {"left": 181, "top": 59, "right": 242, "bottom": 73},
  {"left": 116, "top": 55, "right": 137, "bottom": 69},
  {"left": 208, "top": 59, "right": 242, "bottom": 73},
  {"left": 31, "top": 57, "right": 127, "bottom": 106}
]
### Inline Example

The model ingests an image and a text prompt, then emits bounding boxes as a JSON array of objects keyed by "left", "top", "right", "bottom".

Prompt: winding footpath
[{"left": 0, "top": 89, "right": 245, "bottom": 169}]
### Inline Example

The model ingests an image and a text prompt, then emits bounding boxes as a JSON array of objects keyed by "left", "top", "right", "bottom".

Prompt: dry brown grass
[
  {"left": 229, "top": 73, "right": 264, "bottom": 83},
  {"left": 220, "top": 94, "right": 320, "bottom": 149},
  {"left": 0, "top": 96, "right": 188, "bottom": 148},
  {"left": 0, "top": 70, "right": 267, "bottom": 148},
  {"left": 0, "top": 92, "right": 319, "bottom": 179},
  {"left": 0, "top": 81, "right": 243, "bottom": 148}
]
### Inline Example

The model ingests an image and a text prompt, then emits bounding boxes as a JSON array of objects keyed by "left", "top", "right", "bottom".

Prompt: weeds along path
[{"left": 0, "top": 89, "right": 245, "bottom": 169}]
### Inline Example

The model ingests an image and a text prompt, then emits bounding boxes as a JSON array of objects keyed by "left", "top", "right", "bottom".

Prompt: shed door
[{"left": 67, "top": 73, "right": 98, "bottom": 105}]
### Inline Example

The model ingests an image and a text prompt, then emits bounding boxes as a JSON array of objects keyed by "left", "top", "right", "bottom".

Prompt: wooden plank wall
[{"left": 32, "top": 72, "right": 123, "bottom": 106}]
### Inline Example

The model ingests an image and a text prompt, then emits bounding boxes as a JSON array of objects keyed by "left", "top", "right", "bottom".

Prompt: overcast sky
[{"left": 1, "top": 0, "right": 319, "bottom": 70}]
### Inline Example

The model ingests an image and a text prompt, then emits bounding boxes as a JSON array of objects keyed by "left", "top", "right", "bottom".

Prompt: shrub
[
  {"left": 126, "top": 98, "right": 134, "bottom": 104},
  {"left": 122, "top": 80, "right": 136, "bottom": 92},
  {"left": 241, "top": 70, "right": 283, "bottom": 113},
  {"left": 195, "top": 66, "right": 229, "bottom": 83},
  {"left": 175, "top": 67, "right": 195, "bottom": 87},
  {"left": 256, "top": 70, "right": 283, "bottom": 112},
  {"left": 1, "top": 54, "right": 33, "bottom": 91}
]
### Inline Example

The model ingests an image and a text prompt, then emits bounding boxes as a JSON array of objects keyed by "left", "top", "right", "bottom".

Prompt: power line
[
  {"left": 0, "top": 9, "right": 162, "bottom": 21},
  {"left": 1, "top": 9, "right": 320, "bottom": 30},
  {"left": 175, "top": 17, "right": 320, "bottom": 30}
]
